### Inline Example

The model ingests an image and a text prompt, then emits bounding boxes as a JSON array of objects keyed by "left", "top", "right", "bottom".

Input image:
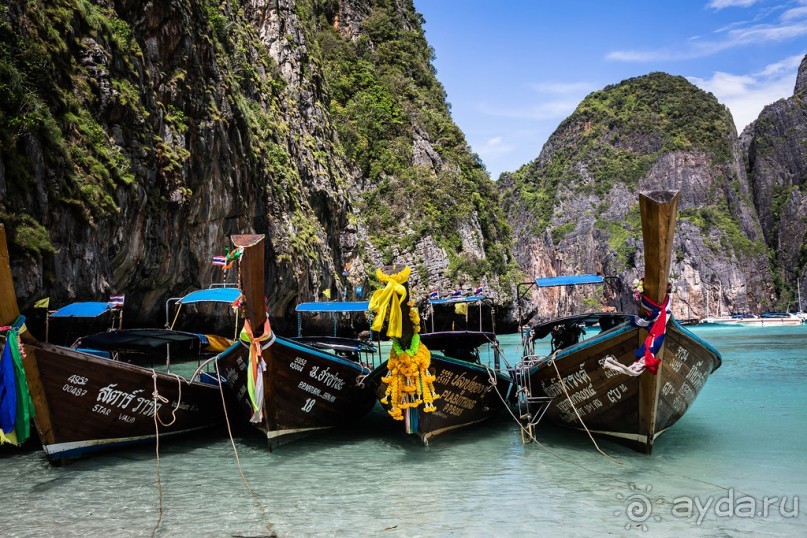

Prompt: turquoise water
[{"left": 2, "top": 325, "right": 805, "bottom": 536}]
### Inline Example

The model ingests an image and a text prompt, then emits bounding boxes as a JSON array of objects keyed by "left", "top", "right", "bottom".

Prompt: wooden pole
[
  {"left": 637, "top": 190, "right": 679, "bottom": 455},
  {"left": 0, "top": 224, "right": 20, "bottom": 326},
  {"left": 232, "top": 234, "right": 266, "bottom": 337}
]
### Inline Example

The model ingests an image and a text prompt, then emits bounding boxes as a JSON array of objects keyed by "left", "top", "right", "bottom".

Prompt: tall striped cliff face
[
  {"left": 1, "top": 0, "right": 357, "bottom": 326},
  {"left": 741, "top": 54, "right": 807, "bottom": 311},
  {"left": 0, "top": 0, "right": 512, "bottom": 331},
  {"left": 500, "top": 73, "right": 774, "bottom": 321}
]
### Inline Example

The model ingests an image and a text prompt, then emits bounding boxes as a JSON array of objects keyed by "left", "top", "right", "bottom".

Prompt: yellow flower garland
[
  {"left": 380, "top": 333, "right": 439, "bottom": 420},
  {"left": 370, "top": 267, "right": 436, "bottom": 419}
]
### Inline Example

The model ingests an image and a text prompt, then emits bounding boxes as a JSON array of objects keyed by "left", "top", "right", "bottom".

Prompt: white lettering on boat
[
  {"left": 63, "top": 384, "right": 87, "bottom": 397},
  {"left": 290, "top": 357, "right": 307, "bottom": 372},
  {"left": 557, "top": 396, "right": 605, "bottom": 423},
  {"left": 297, "top": 380, "right": 336, "bottom": 402},
  {"left": 679, "top": 381, "right": 695, "bottom": 402},
  {"left": 554, "top": 383, "right": 598, "bottom": 415},
  {"left": 540, "top": 364, "right": 592, "bottom": 398},
  {"left": 308, "top": 366, "right": 345, "bottom": 390},
  {"left": 130, "top": 397, "right": 161, "bottom": 417},
  {"left": 669, "top": 346, "right": 690, "bottom": 373},
  {"left": 686, "top": 361, "right": 706, "bottom": 389},
  {"left": 662, "top": 381, "right": 675, "bottom": 397},
  {"left": 68, "top": 375, "right": 88, "bottom": 385},
  {"left": 606, "top": 383, "right": 629, "bottom": 404},
  {"left": 96, "top": 384, "right": 161, "bottom": 417},
  {"left": 118, "top": 413, "right": 135, "bottom": 424},
  {"left": 92, "top": 404, "right": 111, "bottom": 416}
]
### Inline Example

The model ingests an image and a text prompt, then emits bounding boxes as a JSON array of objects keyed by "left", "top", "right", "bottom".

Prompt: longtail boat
[
  {"left": 215, "top": 235, "right": 376, "bottom": 449},
  {"left": 0, "top": 225, "right": 226, "bottom": 463},
  {"left": 364, "top": 267, "right": 512, "bottom": 445},
  {"left": 515, "top": 191, "right": 722, "bottom": 454}
]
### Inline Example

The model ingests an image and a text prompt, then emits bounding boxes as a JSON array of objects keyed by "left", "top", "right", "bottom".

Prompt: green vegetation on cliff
[
  {"left": 311, "top": 0, "right": 513, "bottom": 281},
  {"left": 506, "top": 73, "right": 737, "bottom": 237},
  {"left": 0, "top": 1, "right": 141, "bottom": 245}
]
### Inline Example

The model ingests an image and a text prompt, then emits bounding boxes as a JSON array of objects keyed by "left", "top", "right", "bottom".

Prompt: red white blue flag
[
  {"left": 473, "top": 285, "right": 484, "bottom": 295},
  {"left": 212, "top": 256, "right": 227, "bottom": 267},
  {"left": 450, "top": 288, "right": 463, "bottom": 298},
  {"left": 109, "top": 295, "right": 125, "bottom": 308},
  {"left": 429, "top": 289, "right": 439, "bottom": 300}
]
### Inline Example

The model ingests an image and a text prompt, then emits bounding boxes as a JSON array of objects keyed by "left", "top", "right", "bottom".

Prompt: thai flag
[
  {"left": 474, "top": 285, "right": 484, "bottom": 295},
  {"left": 450, "top": 288, "right": 463, "bottom": 298},
  {"left": 109, "top": 295, "right": 125, "bottom": 308},
  {"left": 429, "top": 289, "right": 439, "bottom": 300},
  {"left": 212, "top": 255, "right": 227, "bottom": 267}
]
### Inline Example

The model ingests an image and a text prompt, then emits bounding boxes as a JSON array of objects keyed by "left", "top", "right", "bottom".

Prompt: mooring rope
[
  {"left": 149, "top": 372, "right": 166, "bottom": 536},
  {"left": 147, "top": 371, "right": 191, "bottom": 536},
  {"left": 482, "top": 362, "right": 612, "bottom": 477},
  {"left": 490, "top": 345, "right": 759, "bottom": 504},
  {"left": 545, "top": 353, "right": 622, "bottom": 464},
  {"left": 213, "top": 357, "right": 275, "bottom": 536}
]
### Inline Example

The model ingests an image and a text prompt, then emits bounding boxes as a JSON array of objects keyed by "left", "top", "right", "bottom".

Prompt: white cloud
[
  {"left": 608, "top": 2, "right": 807, "bottom": 62},
  {"left": 688, "top": 54, "right": 803, "bottom": 131},
  {"left": 476, "top": 136, "right": 514, "bottom": 158},
  {"left": 707, "top": 0, "right": 760, "bottom": 10},
  {"left": 782, "top": 6, "right": 807, "bottom": 20},
  {"left": 758, "top": 53, "right": 805, "bottom": 76}
]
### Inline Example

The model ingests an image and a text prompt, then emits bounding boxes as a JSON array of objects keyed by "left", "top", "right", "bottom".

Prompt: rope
[
  {"left": 212, "top": 358, "right": 275, "bottom": 536},
  {"left": 482, "top": 362, "right": 610, "bottom": 476},
  {"left": 149, "top": 371, "right": 185, "bottom": 536},
  {"left": 490, "top": 345, "right": 758, "bottom": 505},
  {"left": 546, "top": 353, "right": 622, "bottom": 464}
]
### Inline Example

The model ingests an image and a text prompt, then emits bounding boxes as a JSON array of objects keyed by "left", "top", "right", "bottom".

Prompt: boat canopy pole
[{"left": 169, "top": 301, "right": 182, "bottom": 330}]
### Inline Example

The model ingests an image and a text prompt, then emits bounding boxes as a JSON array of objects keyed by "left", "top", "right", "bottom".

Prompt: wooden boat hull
[
  {"left": 17, "top": 340, "right": 225, "bottom": 463},
  {"left": 216, "top": 336, "right": 376, "bottom": 449},
  {"left": 527, "top": 319, "right": 721, "bottom": 452},
  {"left": 369, "top": 353, "right": 512, "bottom": 445}
]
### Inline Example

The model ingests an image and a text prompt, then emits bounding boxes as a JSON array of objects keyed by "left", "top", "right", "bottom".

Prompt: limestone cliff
[
  {"left": 501, "top": 73, "right": 774, "bottom": 321},
  {"left": 0, "top": 0, "right": 511, "bottom": 333},
  {"left": 740, "top": 53, "right": 807, "bottom": 311}
]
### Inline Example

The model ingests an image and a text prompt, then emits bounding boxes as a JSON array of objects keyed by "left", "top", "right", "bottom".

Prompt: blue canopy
[
  {"left": 296, "top": 301, "right": 369, "bottom": 313},
  {"left": 50, "top": 302, "right": 111, "bottom": 318},
  {"left": 429, "top": 295, "right": 486, "bottom": 305},
  {"left": 177, "top": 288, "right": 242, "bottom": 305},
  {"left": 535, "top": 274, "right": 604, "bottom": 288}
]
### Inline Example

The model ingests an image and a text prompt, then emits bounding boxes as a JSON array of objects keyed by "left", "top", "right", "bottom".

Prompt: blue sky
[{"left": 413, "top": 0, "right": 807, "bottom": 179}]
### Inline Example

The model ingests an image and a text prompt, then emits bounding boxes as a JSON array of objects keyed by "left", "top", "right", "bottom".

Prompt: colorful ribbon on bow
[
  {"left": 369, "top": 266, "right": 411, "bottom": 338},
  {"left": 631, "top": 293, "right": 671, "bottom": 375},
  {"left": 239, "top": 317, "right": 274, "bottom": 423},
  {"left": 0, "top": 316, "right": 34, "bottom": 445}
]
